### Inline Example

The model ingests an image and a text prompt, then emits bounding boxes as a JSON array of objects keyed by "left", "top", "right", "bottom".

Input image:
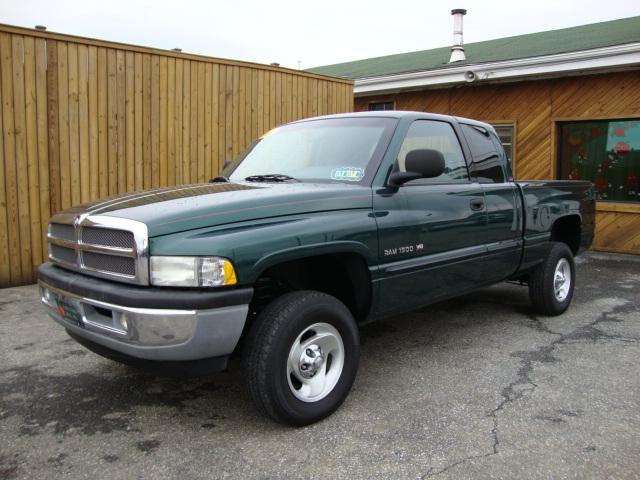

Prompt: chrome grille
[
  {"left": 50, "top": 223, "right": 75, "bottom": 241},
  {"left": 47, "top": 214, "right": 148, "bottom": 285},
  {"left": 50, "top": 244, "right": 77, "bottom": 264},
  {"left": 81, "top": 227, "right": 134, "bottom": 249},
  {"left": 82, "top": 251, "right": 136, "bottom": 276}
]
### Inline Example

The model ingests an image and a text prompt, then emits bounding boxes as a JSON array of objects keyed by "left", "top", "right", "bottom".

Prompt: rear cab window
[{"left": 460, "top": 123, "right": 509, "bottom": 183}]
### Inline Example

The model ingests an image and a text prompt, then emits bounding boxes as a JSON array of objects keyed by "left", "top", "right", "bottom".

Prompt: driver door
[{"left": 373, "top": 119, "right": 489, "bottom": 318}]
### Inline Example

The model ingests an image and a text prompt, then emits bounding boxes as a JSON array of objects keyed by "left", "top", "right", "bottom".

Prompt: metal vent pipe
[{"left": 449, "top": 9, "right": 467, "bottom": 63}]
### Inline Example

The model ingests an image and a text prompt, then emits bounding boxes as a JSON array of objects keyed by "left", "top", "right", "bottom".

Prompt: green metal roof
[{"left": 308, "top": 16, "right": 640, "bottom": 79}]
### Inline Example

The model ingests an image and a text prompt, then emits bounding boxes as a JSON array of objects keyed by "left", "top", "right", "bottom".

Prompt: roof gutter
[{"left": 354, "top": 42, "right": 640, "bottom": 96}]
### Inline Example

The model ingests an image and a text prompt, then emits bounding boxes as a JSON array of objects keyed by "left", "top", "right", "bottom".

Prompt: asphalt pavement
[{"left": 1, "top": 251, "right": 639, "bottom": 479}]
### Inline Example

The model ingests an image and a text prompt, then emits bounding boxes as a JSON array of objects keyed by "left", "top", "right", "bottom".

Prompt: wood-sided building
[{"left": 310, "top": 16, "right": 640, "bottom": 254}]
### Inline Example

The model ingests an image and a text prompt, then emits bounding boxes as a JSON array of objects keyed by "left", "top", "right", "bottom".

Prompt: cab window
[
  {"left": 397, "top": 120, "right": 469, "bottom": 184},
  {"left": 460, "top": 123, "right": 507, "bottom": 183}
]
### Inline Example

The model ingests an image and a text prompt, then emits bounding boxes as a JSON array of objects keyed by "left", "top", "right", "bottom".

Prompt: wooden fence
[{"left": 0, "top": 24, "right": 353, "bottom": 287}]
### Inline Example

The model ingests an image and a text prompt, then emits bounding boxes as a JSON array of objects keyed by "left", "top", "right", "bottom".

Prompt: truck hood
[{"left": 65, "top": 182, "right": 373, "bottom": 237}]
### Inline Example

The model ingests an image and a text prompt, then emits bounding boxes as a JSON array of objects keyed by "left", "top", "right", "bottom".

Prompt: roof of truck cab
[{"left": 296, "top": 111, "right": 494, "bottom": 129}]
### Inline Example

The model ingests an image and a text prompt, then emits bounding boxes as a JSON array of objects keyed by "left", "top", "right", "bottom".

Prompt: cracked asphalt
[{"left": 1, "top": 251, "right": 639, "bottom": 479}]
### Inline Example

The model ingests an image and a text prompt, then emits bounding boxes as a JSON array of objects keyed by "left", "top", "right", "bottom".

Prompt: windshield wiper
[{"left": 245, "top": 174, "right": 299, "bottom": 183}]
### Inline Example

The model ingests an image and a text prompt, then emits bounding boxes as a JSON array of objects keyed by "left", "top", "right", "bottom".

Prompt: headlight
[{"left": 150, "top": 256, "right": 237, "bottom": 287}]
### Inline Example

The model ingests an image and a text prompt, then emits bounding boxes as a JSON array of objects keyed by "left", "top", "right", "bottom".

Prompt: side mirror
[
  {"left": 388, "top": 149, "right": 445, "bottom": 186},
  {"left": 223, "top": 159, "right": 232, "bottom": 169}
]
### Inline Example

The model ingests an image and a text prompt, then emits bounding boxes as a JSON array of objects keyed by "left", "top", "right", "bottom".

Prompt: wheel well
[
  {"left": 250, "top": 253, "right": 372, "bottom": 324},
  {"left": 551, "top": 215, "right": 581, "bottom": 255}
]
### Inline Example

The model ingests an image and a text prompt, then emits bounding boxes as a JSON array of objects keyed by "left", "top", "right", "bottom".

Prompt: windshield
[{"left": 228, "top": 117, "right": 397, "bottom": 184}]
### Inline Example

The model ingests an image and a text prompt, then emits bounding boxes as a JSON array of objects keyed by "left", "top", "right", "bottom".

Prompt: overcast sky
[{"left": 1, "top": 0, "right": 639, "bottom": 70}]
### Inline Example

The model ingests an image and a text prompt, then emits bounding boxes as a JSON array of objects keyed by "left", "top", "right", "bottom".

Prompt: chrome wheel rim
[
  {"left": 287, "top": 322, "right": 344, "bottom": 403},
  {"left": 553, "top": 258, "right": 572, "bottom": 302}
]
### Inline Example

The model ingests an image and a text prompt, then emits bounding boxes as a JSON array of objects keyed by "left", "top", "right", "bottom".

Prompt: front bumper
[{"left": 38, "top": 263, "right": 253, "bottom": 362}]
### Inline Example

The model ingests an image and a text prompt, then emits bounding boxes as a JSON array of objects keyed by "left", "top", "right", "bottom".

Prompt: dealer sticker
[{"left": 331, "top": 167, "right": 364, "bottom": 182}]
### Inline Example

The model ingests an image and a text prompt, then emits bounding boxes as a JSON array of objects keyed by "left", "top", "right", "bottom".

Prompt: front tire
[
  {"left": 528, "top": 242, "right": 575, "bottom": 316},
  {"left": 243, "top": 291, "right": 360, "bottom": 426}
]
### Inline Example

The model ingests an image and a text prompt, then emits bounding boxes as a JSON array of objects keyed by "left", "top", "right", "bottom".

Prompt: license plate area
[{"left": 50, "top": 291, "right": 82, "bottom": 326}]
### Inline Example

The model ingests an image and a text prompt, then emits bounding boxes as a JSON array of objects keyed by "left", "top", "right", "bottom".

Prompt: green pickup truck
[{"left": 38, "top": 111, "right": 595, "bottom": 425}]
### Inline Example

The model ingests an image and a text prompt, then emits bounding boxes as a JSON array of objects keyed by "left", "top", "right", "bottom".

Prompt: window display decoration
[{"left": 559, "top": 120, "right": 639, "bottom": 202}]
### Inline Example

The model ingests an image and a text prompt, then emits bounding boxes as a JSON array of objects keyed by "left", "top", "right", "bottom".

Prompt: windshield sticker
[{"left": 331, "top": 167, "right": 364, "bottom": 182}]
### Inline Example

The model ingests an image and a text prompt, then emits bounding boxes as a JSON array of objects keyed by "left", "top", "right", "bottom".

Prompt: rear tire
[
  {"left": 243, "top": 290, "right": 360, "bottom": 426},
  {"left": 528, "top": 242, "right": 575, "bottom": 316}
]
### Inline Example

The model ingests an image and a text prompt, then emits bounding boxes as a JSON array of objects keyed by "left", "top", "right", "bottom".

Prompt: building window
[
  {"left": 558, "top": 119, "right": 639, "bottom": 202},
  {"left": 492, "top": 124, "right": 514, "bottom": 167},
  {"left": 368, "top": 101, "right": 394, "bottom": 111}
]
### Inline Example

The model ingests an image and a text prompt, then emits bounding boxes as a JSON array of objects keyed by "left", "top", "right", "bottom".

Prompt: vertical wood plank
[
  {"left": 150, "top": 55, "right": 160, "bottom": 187},
  {"left": 237, "top": 68, "right": 246, "bottom": 153},
  {"left": 324, "top": 82, "right": 329, "bottom": 115},
  {"left": 287, "top": 74, "right": 294, "bottom": 122},
  {"left": 77, "top": 44, "right": 90, "bottom": 203},
  {"left": 301, "top": 77, "right": 308, "bottom": 118},
  {"left": 261, "top": 69, "right": 269, "bottom": 133},
  {"left": 97, "top": 47, "right": 108, "bottom": 198},
  {"left": 204, "top": 63, "right": 212, "bottom": 181},
  {"left": 67, "top": 43, "right": 80, "bottom": 206},
  {"left": 174, "top": 58, "right": 183, "bottom": 184},
  {"left": 306, "top": 78, "right": 313, "bottom": 118},
  {"left": 167, "top": 57, "right": 176, "bottom": 186},
  {"left": 269, "top": 71, "right": 276, "bottom": 129},
  {"left": 250, "top": 69, "right": 258, "bottom": 141},
  {"left": 231, "top": 66, "right": 239, "bottom": 159},
  {"left": 311, "top": 79, "right": 318, "bottom": 117},
  {"left": 256, "top": 70, "right": 263, "bottom": 137},
  {"left": 116, "top": 50, "right": 126, "bottom": 192},
  {"left": 142, "top": 54, "right": 151, "bottom": 189},
  {"left": 245, "top": 70, "right": 252, "bottom": 142},
  {"left": 57, "top": 42, "right": 71, "bottom": 208},
  {"left": 302, "top": 76, "right": 307, "bottom": 117},
  {"left": 181, "top": 60, "right": 191, "bottom": 184},
  {"left": 35, "top": 37, "right": 49, "bottom": 261},
  {"left": 197, "top": 62, "right": 205, "bottom": 182},
  {"left": 281, "top": 72, "right": 288, "bottom": 123},
  {"left": 134, "top": 52, "right": 143, "bottom": 191},
  {"left": 275, "top": 72, "right": 282, "bottom": 126},
  {"left": 291, "top": 74, "right": 298, "bottom": 120},
  {"left": 332, "top": 82, "right": 338, "bottom": 114},
  {"left": 87, "top": 45, "right": 99, "bottom": 200},
  {"left": 0, "top": 46, "right": 8, "bottom": 285},
  {"left": 218, "top": 65, "right": 228, "bottom": 169},
  {"left": 46, "top": 41, "right": 60, "bottom": 213},
  {"left": 317, "top": 81, "right": 323, "bottom": 115},
  {"left": 125, "top": 51, "right": 135, "bottom": 191},
  {"left": 211, "top": 63, "right": 219, "bottom": 175},
  {"left": 158, "top": 56, "right": 167, "bottom": 187},
  {"left": 23, "top": 36, "right": 42, "bottom": 277},
  {"left": 106, "top": 48, "right": 117, "bottom": 195},
  {"left": 189, "top": 62, "right": 198, "bottom": 181},
  {"left": 225, "top": 66, "right": 234, "bottom": 161}
]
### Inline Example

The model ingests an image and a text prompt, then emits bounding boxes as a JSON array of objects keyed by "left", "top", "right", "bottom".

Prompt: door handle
[{"left": 470, "top": 198, "right": 485, "bottom": 211}]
